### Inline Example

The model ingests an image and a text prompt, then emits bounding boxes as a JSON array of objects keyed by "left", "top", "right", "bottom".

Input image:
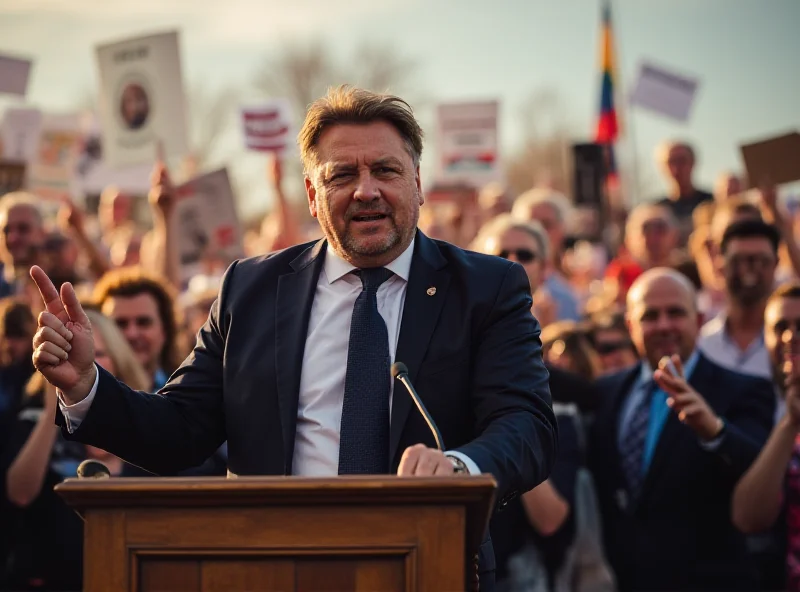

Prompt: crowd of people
[{"left": 1, "top": 106, "right": 799, "bottom": 592}]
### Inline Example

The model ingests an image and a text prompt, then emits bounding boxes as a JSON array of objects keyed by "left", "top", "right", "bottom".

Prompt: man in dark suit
[
  {"left": 29, "top": 86, "right": 557, "bottom": 589},
  {"left": 588, "top": 267, "right": 774, "bottom": 591}
]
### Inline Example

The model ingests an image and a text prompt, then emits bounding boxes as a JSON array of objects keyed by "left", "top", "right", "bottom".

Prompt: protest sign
[
  {"left": 0, "top": 108, "right": 42, "bottom": 162},
  {"left": 174, "top": 168, "right": 243, "bottom": 282},
  {"left": 95, "top": 30, "right": 188, "bottom": 167},
  {"left": 26, "top": 113, "right": 82, "bottom": 200},
  {"left": 436, "top": 101, "right": 500, "bottom": 187},
  {"left": 242, "top": 99, "right": 293, "bottom": 153},
  {"left": 629, "top": 61, "right": 699, "bottom": 122},
  {"left": 740, "top": 131, "right": 800, "bottom": 188},
  {"left": 0, "top": 54, "right": 32, "bottom": 97}
]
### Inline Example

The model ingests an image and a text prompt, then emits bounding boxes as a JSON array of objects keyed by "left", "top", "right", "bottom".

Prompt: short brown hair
[
  {"left": 92, "top": 267, "right": 183, "bottom": 374},
  {"left": 298, "top": 85, "right": 424, "bottom": 173},
  {"left": 768, "top": 282, "right": 800, "bottom": 307}
]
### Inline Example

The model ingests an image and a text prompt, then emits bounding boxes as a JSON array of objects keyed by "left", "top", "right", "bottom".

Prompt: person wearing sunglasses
[
  {"left": 471, "top": 215, "right": 555, "bottom": 326},
  {"left": 586, "top": 310, "right": 638, "bottom": 376}
]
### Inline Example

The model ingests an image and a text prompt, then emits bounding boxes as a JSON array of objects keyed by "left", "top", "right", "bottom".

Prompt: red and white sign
[
  {"left": 241, "top": 99, "right": 293, "bottom": 153},
  {"left": 436, "top": 101, "right": 500, "bottom": 187}
]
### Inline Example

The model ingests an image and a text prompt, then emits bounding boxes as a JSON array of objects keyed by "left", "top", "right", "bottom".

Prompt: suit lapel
[
  {"left": 275, "top": 239, "right": 326, "bottom": 474},
  {"left": 389, "top": 232, "right": 450, "bottom": 464},
  {"left": 638, "top": 354, "right": 716, "bottom": 501}
]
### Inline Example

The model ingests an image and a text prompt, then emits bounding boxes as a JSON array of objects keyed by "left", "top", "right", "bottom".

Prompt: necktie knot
[{"left": 356, "top": 267, "right": 393, "bottom": 292}]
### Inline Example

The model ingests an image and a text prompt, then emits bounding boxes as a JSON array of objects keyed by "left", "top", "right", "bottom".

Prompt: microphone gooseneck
[{"left": 391, "top": 362, "right": 445, "bottom": 451}]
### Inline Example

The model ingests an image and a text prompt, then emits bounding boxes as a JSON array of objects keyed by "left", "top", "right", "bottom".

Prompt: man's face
[
  {"left": 305, "top": 122, "right": 422, "bottom": 267},
  {"left": 720, "top": 237, "right": 777, "bottom": 306},
  {"left": 529, "top": 203, "right": 564, "bottom": 260},
  {"left": 631, "top": 214, "right": 677, "bottom": 264},
  {"left": 483, "top": 228, "right": 545, "bottom": 293},
  {"left": 593, "top": 328, "right": 638, "bottom": 375},
  {"left": 663, "top": 145, "right": 694, "bottom": 187},
  {"left": 0, "top": 205, "right": 44, "bottom": 266},
  {"left": 764, "top": 296, "right": 800, "bottom": 389},
  {"left": 626, "top": 277, "right": 701, "bottom": 370},
  {"left": 101, "top": 292, "right": 165, "bottom": 374}
]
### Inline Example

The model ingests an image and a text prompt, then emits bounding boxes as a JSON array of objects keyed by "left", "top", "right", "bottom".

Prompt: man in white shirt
[{"left": 29, "top": 86, "right": 557, "bottom": 589}]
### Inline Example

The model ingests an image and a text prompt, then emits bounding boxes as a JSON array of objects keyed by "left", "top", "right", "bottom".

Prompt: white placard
[
  {"left": 0, "top": 54, "right": 32, "bottom": 97},
  {"left": 174, "top": 168, "right": 243, "bottom": 282},
  {"left": 436, "top": 101, "right": 500, "bottom": 187},
  {"left": 95, "top": 31, "right": 189, "bottom": 168},
  {"left": 1, "top": 107, "right": 42, "bottom": 162},
  {"left": 629, "top": 61, "right": 700, "bottom": 122},
  {"left": 241, "top": 99, "right": 294, "bottom": 153}
]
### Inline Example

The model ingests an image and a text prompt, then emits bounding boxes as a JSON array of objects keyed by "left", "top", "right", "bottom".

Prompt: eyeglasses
[
  {"left": 594, "top": 340, "right": 633, "bottom": 355},
  {"left": 772, "top": 319, "right": 800, "bottom": 335},
  {"left": 497, "top": 249, "right": 538, "bottom": 264},
  {"left": 725, "top": 254, "right": 776, "bottom": 269}
]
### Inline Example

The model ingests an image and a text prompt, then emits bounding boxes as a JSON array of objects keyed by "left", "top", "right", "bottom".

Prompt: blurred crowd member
[
  {"left": 541, "top": 322, "right": 600, "bottom": 381},
  {"left": 40, "top": 230, "right": 80, "bottom": 289},
  {"left": 92, "top": 267, "right": 184, "bottom": 390},
  {"left": 732, "top": 283, "right": 800, "bottom": 591},
  {"left": 97, "top": 186, "right": 135, "bottom": 250},
  {"left": 471, "top": 214, "right": 555, "bottom": 326},
  {"left": 259, "top": 154, "right": 302, "bottom": 254},
  {"left": 654, "top": 141, "right": 713, "bottom": 244},
  {"left": 0, "top": 298, "right": 35, "bottom": 444},
  {"left": 419, "top": 201, "right": 462, "bottom": 246},
  {"left": 589, "top": 268, "right": 774, "bottom": 591},
  {"left": 180, "top": 274, "right": 221, "bottom": 342},
  {"left": 477, "top": 181, "right": 511, "bottom": 222},
  {"left": 699, "top": 220, "right": 780, "bottom": 384},
  {"left": 56, "top": 198, "right": 111, "bottom": 281},
  {"left": 1, "top": 309, "right": 147, "bottom": 592},
  {"left": 512, "top": 188, "right": 581, "bottom": 321},
  {"left": 585, "top": 310, "right": 638, "bottom": 376},
  {"left": 139, "top": 161, "right": 181, "bottom": 287},
  {"left": 0, "top": 193, "right": 45, "bottom": 299},
  {"left": 759, "top": 182, "right": 800, "bottom": 285},
  {"left": 715, "top": 172, "right": 747, "bottom": 203},
  {"left": 604, "top": 204, "right": 681, "bottom": 303}
]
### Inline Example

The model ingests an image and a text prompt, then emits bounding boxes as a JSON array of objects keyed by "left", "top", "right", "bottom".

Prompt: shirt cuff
[
  {"left": 57, "top": 364, "right": 99, "bottom": 433},
  {"left": 699, "top": 427, "right": 726, "bottom": 451},
  {"left": 446, "top": 451, "right": 482, "bottom": 475}
]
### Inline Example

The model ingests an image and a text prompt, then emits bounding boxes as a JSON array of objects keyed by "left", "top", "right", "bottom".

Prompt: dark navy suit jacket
[
  {"left": 588, "top": 353, "right": 774, "bottom": 592},
  {"left": 57, "top": 231, "right": 558, "bottom": 584}
]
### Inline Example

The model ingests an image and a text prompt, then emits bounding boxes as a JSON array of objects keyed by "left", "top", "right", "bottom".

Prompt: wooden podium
[{"left": 56, "top": 475, "right": 496, "bottom": 592}]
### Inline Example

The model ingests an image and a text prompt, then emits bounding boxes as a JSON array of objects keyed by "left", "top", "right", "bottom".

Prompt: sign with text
[
  {"left": 26, "top": 113, "right": 82, "bottom": 200},
  {"left": 0, "top": 54, "right": 32, "bottom": 97},
  {"left": 241, "top": 99, "right": 293, "bottom": 153},
  {"left": 174, "top": 168, "right": 243, "bottom": 282},
  {"left": 95, "top": 30, "right": 189, "bottom": 167},
  {"left": 0, "top": 108, "right": 42, "bottom": 162},
  {"left": 629, "top": 61, "right": 700, "bottom": 122},
  {"left": 436, "top": 101, "right": 500, "bottom": 187}
]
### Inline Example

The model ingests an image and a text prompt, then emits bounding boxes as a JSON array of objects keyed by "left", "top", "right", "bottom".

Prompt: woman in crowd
[{"left": 1, "top": 309, "right": 149, "bottom": 591}]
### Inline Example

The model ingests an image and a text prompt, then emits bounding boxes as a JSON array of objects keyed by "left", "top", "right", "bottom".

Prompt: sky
[{"left": 1, "top": 0, "right": 798, "bottom": 217}]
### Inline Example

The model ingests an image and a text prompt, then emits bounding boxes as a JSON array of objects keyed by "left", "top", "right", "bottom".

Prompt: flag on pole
[{"left": 595, "top": 0, "right": 619, "bottom": 187}]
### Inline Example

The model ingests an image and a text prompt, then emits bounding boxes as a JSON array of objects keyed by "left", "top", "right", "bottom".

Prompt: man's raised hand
[{"left": 30, "top": 266, "right": 96, "bottom": 404}]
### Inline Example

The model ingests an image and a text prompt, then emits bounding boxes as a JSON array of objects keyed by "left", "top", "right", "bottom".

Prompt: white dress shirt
[{"left": 59, "top": 238, "right": 479, "bottom": 475}]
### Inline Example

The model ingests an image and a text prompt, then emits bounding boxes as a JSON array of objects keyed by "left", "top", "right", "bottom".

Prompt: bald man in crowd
[{"left": 587, "top": 268, "right": 774, "bottom": 591}]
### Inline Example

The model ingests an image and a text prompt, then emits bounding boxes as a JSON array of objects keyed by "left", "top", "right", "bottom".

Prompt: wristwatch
[{"left": 448, "top": 455, "right": 469, "bottom": 474}]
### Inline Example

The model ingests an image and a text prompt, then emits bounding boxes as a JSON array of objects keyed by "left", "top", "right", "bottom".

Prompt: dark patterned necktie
[
  {"left": 619, "top": 380, "right": 656, "bottom": 499},
  {"left": 338, "top": 267, "right": 394, "bottom": 475}
]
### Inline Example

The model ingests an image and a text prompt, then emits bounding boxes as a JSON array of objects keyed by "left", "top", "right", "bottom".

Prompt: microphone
[
  {"left": 391, "top": 362, "right": 445, "bottom": 451},
  {"left": 77, "top": 459, "right": 111, "bottom": 479}
]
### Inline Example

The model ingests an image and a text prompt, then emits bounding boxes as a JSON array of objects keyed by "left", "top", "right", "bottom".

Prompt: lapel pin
[{"left": 426, "top": 286, "right": 436, "bottom": 296}]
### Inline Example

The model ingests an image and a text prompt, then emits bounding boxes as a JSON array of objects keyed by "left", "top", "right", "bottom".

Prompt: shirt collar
[
  {"left": 324, "top": 238, "right": 415, "bottom": 284},
  {"left": 639, "top": 349, "right": 701, "bottom": 384}
]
